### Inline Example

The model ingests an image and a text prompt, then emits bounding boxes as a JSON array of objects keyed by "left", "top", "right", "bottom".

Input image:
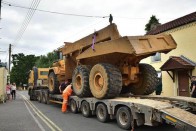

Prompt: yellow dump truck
[
  {"left": 48, "top": 46, "right": 66, "bottom": 94},
  {"left": 0, "top": 67, "right": 7, "bottom": 103},
  {"left": 54, "top": 23, "right": 177, "bottom": 99},
  {"left": 28, "top": 67, "right": 49, "bottom": 100}
]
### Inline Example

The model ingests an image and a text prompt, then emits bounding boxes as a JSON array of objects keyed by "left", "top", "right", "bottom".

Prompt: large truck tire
[
  {"left": 116, "top": 106, "right": 133, "bottom": 130},
  {"left": 130, "top": 64, "right": 158, "bottom": 95},
  {"left": 81, "top": 101, "right": 92, "bottom": 117},
  {"left": 72, "top": 65, "right": 92, "bottom": 97},
  {"left": 96, "top": 103, "right": 109, "bottom": 123},
  {"left": 89, "top": 63, "right": 122, "bottom": 99},
  {"left": 48, "top": 72, "right": 60, "bottom": 94},
  {"left": 70, "top": 99, "right": 78, "bottom": 113}
]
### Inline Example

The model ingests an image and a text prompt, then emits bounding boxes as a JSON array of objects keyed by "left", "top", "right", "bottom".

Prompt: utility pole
[{"left": 9, "top": 44, "right": 11, "bottom": 73}]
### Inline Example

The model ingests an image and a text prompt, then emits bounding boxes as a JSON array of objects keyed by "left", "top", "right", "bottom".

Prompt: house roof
[
  {"left": 160, "top": 56, "right": 195, "bottom": 71},
  {"left": 147, "top": 12, "right": 196, "bottom": 35}
]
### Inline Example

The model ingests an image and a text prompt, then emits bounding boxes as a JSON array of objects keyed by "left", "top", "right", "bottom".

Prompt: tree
[
  {"left": 35, "top": 51, "right": 58, "bottom": 68},
  {"left": 10, "top": 53, "right": 38, "bottom": 87},
  {"left": 145, "top": 15, "right": 160, "bottom": 32}
]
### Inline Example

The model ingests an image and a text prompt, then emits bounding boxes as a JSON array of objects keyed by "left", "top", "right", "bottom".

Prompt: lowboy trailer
[{"left": 33, "top": 89, "right": 196, "bottom": 131}]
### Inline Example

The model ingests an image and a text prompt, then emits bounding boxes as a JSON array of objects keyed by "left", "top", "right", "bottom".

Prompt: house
[{"left": 141, "top": 12, "right": 196, "bottom": 96}]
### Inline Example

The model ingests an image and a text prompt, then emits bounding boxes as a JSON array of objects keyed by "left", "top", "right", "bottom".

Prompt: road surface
[{"left": 0, "top": 91, "right": 178, "bottom": 131}]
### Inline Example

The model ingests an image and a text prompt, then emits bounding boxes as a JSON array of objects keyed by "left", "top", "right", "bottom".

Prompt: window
[
  {"left": 151, "top": 52, "right": 161, "bottom": 62},
  {"left": 40, "top": 71, "right": 48, "bottom": 76}
]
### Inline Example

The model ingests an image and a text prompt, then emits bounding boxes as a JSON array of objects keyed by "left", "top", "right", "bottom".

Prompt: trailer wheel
[
  {"left": 130, "top": 64, "right": 158, "bottom": 95},
  {"left": 96, "top": 103, "right": 109, "bottom": 123},
  {"left": 81, "top": 101, "right": 91, "bottom": 117},
  {"left": 41, "top": 92, "right": 48, "bottom": 104},
  {"left": 70, "top": 99, "right": 78, "bottom": 113},
  {"left": 37, "top": 91, "right": 42, "bottom": 103},
  {"left": 29, "top": 89, "right": 35, "bottom": 101},
  {"left": 41, "top": 94, "right": 46, "bottom": 104},
  {"left": 116, "top": 106, "right": 133, "bottom": 130},
  {"left": 72, "top": 65, "right": 92, "bottom": 97},
  {"left": 89, "top": 63, "right": 122, "bottom": 99},
  {"left": 48, "top": 71, "right": 59, "bottom": 94}
]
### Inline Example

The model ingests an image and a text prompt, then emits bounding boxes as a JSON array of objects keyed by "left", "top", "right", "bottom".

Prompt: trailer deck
[
  {"left": 131, "top": 95, "right": 196, "bottom": 112},
  {"left": 33, "top": 90, "right": 196, "bottom": 130},
  {"left": 66, "top": 96, "right": 196, "bottom": 130}
]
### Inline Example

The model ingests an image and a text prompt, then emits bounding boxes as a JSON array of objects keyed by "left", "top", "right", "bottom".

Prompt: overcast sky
[{"left": 0, "top": 0, "right": 195, "bottom": 63}]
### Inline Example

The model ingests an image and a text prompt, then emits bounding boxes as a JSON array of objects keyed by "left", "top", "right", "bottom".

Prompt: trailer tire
[
  {"left": 116, "top": 106, "right": 133, "bottom": 130},
  {"left": 29, "top": 89, "right": 35, "bottom": 101},
  {"left": 130, "top": 64, "right": 158, "bottom": 95},
  {"left": 37, "top": 91, "right": 42, "bottom": 103},
  {"left": 70, "top": 99, "right": 78, "bottom": 113},
  {"left": 96, "top": 103, "right": 109, "bottom": 123},
  {"left": 89, "top": 63, "right": 122, "bottom": 99},
  {"left": 41, "top": 92, "right": 48, "bottom": 104},
  {"left": 72, "top": 65, "right": 92, "bottom": 97},
  {"left": 81, "top": 101, "right": 91, "bottom": 117},
  {"left": 41, "top": 94, "right": 46, "bottom": 104},
  {"left": 48, "top": 72, "right": 59, "bottom": 94}
]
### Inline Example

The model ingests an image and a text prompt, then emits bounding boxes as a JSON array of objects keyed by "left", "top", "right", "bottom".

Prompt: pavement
[{"left": 0, "top": 92, "right": 41, "bottom": 131}]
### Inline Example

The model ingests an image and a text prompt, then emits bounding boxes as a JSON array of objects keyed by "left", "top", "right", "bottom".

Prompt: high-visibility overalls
[{"left": 62, "top": 85, "right": 73, "bottom": 112}]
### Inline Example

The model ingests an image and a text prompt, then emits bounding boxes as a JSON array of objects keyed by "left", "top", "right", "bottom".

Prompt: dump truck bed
[{"left": 76, "top": 35, "right": 177, "bottom": 60}]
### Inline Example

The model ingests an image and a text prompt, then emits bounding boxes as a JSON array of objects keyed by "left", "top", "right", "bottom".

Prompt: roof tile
[{"left": 147, "top": 12, "right": 196, "bottom": 35}]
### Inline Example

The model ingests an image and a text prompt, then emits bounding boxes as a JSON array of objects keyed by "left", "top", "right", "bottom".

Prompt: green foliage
[
  {"left": 145, "top": 15, "right": 160, "bottom": 32},
  {"left": 10, "top": 53, "right": 38, "bottom": 86},
  {"left": 35, "top": 52, "right": 58, "bottom": 68}
]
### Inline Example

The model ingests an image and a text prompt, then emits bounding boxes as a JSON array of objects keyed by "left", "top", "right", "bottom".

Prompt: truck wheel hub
[
  {"left": 76, "top": 75, "right": 82, "bottom": 90},
  {"left": 94, "top": 73, "right": 104, "bottom": 91},
  {"left": 119, "top": 112, "right": 128, "bottom": 126}
]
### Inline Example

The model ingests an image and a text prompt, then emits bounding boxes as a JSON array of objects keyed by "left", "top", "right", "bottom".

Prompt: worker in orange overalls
[{"left": 62, "top": 84, "right": 73, "bottom": 112}]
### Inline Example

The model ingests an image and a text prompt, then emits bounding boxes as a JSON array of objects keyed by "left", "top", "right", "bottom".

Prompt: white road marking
[
  {"left": 24, "top": 101, "right": 46, "bottom": 131},
  {"left": 19, "top": 93, "right": 62, "bottom": 131}
]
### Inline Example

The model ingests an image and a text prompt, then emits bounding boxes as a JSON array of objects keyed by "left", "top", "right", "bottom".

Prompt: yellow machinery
[
  {"left": 28, "top": 67, "right": 49, "bottom": 100},
  {"left": 48, "top": 46, "right": 67, "bottom": 94},
  {"left": 53, "top": 23, "right": 177, "bottom": 99},
  {"left": 48, "top": 59, "right": 65, "bottom": 94}
]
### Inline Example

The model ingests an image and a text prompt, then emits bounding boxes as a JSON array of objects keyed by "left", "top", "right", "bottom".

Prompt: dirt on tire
[
  {"left": 72, "top": 65, "right": 92, "bottom": 97},
  {"left": 130, "top": 64, "right": 158, "bottom": 95},
  {"left": 89, "top": 63, "right": 122, "bottom": 99},
  {"left": 48, "top": 72, "right": 60, "bottom": 94}
]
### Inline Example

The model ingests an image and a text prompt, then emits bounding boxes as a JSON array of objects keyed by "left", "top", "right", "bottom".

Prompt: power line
[
  {"left": 64, "top": 18, "right": 105, "bottom": 41},
  {"left": 2, "top": 1, "right": 108, "bottom": 18},
  {"left": 11, "top": 0, "right": 41, "bottom": 52},
  {"left": 4, "top": 50, "right": 8, "bottom": 62},
  {"left": 14, "top": 0, "right": 40, "bottom": 42},
  {"left": 3, "top": 0, "right": 41, "bottom": 62},
  {"left": 2, "top": 1, "right": 110, "bottom": 61},
  {"left": 14, "top": 0, "right": 41, "bottom": 43}
]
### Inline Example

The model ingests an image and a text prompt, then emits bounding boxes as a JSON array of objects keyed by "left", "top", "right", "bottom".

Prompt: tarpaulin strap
[
  {"left": 92, "top": 31, "right": 98, "bottom": 50},
  {"left": 92, "top": 33, "right": 96, "bottom": 50}
]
